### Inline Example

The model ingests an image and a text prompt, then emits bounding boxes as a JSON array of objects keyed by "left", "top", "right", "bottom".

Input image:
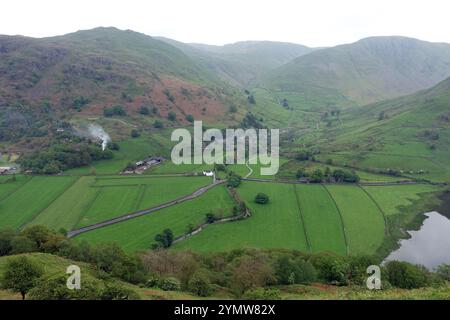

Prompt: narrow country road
[
  {"left": 67, "top": 180, "right": 225, "bottom": 238},
  {"left": 244, "top": 161, "right": 253, "bottom": 178}
]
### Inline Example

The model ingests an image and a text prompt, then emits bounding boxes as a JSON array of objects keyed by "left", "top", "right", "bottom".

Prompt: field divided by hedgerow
[
  {"left": 75, "top": 185, "right": 235, "bottom": 251},
  {"left": 0, "top": 175, "right": 31, "bottom": 201},
  {"left": 174, "top": 182, "right": 309, "bottom": 252},
  {"left": 0, "top": 176, "right": 77, "bottom": 229},
  {"left": 295, "top": 184, "right": 347, "bottom": 255},
  {"left": 31, "top": 176, "right": 212, "bottom": 231},
  {"left": 324, "top": 185, "right": 385, "bottom": 255}
]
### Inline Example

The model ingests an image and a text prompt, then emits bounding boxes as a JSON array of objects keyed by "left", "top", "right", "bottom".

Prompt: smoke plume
[{"left": 87, "top": 124, "right": 111, "bottom": 151}]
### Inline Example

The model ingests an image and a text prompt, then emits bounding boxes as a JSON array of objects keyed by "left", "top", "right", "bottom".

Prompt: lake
[{"left": 385, "top": 212, "right": 450, "bottom": 269}]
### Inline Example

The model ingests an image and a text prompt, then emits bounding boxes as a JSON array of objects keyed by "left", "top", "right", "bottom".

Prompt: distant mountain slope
[
  {"left": 158, "top": 38, "right": 315, "bottom": 85},
  {"left": 0, "top": 27, "right": 242, "bottom": 143},
  {"left": 264, "top": 37, "right": 450, "bottom": 106},
  {"left": 315, "top": 76, "right": 450, "bottom": 182}
]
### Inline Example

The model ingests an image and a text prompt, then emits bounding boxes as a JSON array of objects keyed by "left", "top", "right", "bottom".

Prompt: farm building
[
  {"left": 203, "top": 171, "right": 214, "bottom": 177},
  {"left": 0, "top": 167, "right": 16, "bottom": 175}
]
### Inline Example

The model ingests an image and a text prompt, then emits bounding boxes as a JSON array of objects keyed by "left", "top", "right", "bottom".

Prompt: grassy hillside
[
  {"left": 0, "top": 27, "right": 244, "bottom": 150},
  {"left": 311, "top": 77, "right": 450, "bottom": 182},
  {"left": 264, "top": 37, "right": 450, "bottom": 107}
]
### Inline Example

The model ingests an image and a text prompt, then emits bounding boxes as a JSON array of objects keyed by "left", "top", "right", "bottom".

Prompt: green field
[
  {"left": 0, "top": 176, "right": 76, "bottom": 229},
  {"left": 362, "top": 184, "right": 446, "bottom": 216},
  {"left": 0, "top": 175, "right": 32, "bottom": 201},
  {"left": 324, "top": 185, "right": 385, "bottom": 255},
  {"left": 31, "top": 176, "right": 211, "bottom": 231},
  {"left": 175, "top": 182, "right": 310, "bottom": 252},
  {"left": 295, "top": 184, "right": 347, "bottom": 255},
  {"left": 75, "top": 185, "right": 235, "bottom": 251}
]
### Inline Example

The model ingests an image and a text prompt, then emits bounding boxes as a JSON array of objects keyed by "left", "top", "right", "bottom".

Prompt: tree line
[{"left": 1, "top": 226, "right": 449, "bottom": 300}]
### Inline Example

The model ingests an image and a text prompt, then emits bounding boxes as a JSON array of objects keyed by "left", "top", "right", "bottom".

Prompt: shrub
[
  {"left": 384, "top": 261, "right": 429, "bottom": 289},
  {"left": 255, "top": 193, "right": 269, "bottom": 204},
  {"left": 311, "top": 254, "right": 350, "bottom": 286},
  {"left": 274, "top": 255, "right": 317, "bottom": 285},
  {"left": 243, "top": 288, "right": 280, "bottom": 300},
  {"left": 139, "top": 106, "right": 150, "bottom": 115},
  {"left": 131, "top": 129, "right": 140, "bottom": 138},
  {"left": 205, "top": 213, "right": 217, "bottom": 224},
  {"left": 153, "top": 120, "right": 164, "bottom": 129},
  {"left": 185, "top": 114, "right": 194, "bottom": 123},
  {"left": 168, "top": 111, "right": 177, "bottom": 121},
  {"left": 436, "top": 264, "right": 450, "bottom": 281},
  {"left": 104, "top": 105, "right": 126, "bottom": 117},
  {"left": 154, "top": 229, "right": 174, "bottom": 248},
  {"left": 159, "top": 277, "right": 181, "bottom": 291},
  {"left": 227, "top": 173, "right": 242, "bottom": 188},
  {"left": 145, "top": 276, "right": 160, "bottom": 288},
  {"left": 188, "top": 272, "right": 212, "bottom": 297}
]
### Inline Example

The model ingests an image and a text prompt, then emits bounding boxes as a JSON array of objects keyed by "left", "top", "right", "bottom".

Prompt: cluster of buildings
[
  {"left": 0, "top": 167, "right": 17, "bottom": 175},
  {"left": 123, "top": 157, "right": 166, "bottom": 174}
]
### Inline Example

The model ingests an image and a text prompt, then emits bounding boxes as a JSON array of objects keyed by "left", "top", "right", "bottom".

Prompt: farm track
[
  {"left": 244, "top": 162, "right": 253, "bottom": 178},
  {"left": 67, "top": 181, "right": 226, "bottom": 238}
]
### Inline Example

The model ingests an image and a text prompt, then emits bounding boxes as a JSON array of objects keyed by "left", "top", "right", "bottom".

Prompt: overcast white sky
[{"left": 1, "top": 0, "right": 450, "bottom": 47}]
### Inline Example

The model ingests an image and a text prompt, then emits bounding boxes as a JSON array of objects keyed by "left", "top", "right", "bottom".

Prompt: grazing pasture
[
  {"left": 324, "top": 185, "right": 385, "bottom": 255},
  {"left": 75, "top": 185, "right": 235, "bottom": 251},
  {"left": 362, "top": 184, "right": 446, "bottom": 216},
  {"left": 0, "top": 176, "right": 76, "bottom": 229},
  {"left": 295, "top": 184, "right": 347, "bottom": 255},
  {"left": 30, "top": 175, "right": 211, "bottom": 231},
  {"left": 174, "top": 182, "right": 310, "bottom": 252}
]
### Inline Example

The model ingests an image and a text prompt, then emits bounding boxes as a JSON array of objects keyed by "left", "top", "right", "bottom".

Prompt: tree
[
  {"left": 154, "top": 229, "right": 174, "bottom": 248},
  {"left": 131, "top": 129, "right": 141, "bottom": 138},
  {"left": 227, "top": 172, "right": 242, "bottom": 188},
  {"left": 247, "top": 95, "right": 256, "bottom": 104},
  {"left": 188, "top": 272, "right": 212, "bottom": 297},
  {"left": 153, "top": 120, "right": 164, "bottom": 129},
  {"left": 310, "top": 169, "right": 324, "bottom": 183},
  {"left": 1, "top": 257, "right": 43, "bottom": 299},
  {"left": 296, "top": 168, "right": 307, "bottom": 179},
  {"left": 139, "top": 106, "right": 150, "bottom": 115},
  {"left": 10, "top": 236, "right": 37, "bottom": 254},
  {"left": 255, "top": 193, "right": 269, "bottom": 204},
  {"left": 185, "top": 114, "right": 194, "bottom": 123},
  {"left": 205, "top": 213, "right": 217, "bottom": 224},
  {"left": 0, "top": 229, "right": 16, "bottom": 256},
  {"left": 384, "top": 261, "right": 429, "bottom": 289},
  {"left": 436, "top": 264, "right": 450, "bottom": 281},
  {"left": 168, "top": 111, "right": 177, "bottom": 121}
]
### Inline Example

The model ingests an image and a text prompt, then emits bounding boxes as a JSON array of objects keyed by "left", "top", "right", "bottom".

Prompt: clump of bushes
[
  {"left": 255, "top": 193, "right": 269, "bottom": 204},
  {"left": 103, "top": 105, "right": 126, "bottom": 117},
  {"left": 227, "top": 172, "right": 242, "bottom": 188},
  {"left": 160, "top": 277, "right": 181, "bottom": 291}
]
